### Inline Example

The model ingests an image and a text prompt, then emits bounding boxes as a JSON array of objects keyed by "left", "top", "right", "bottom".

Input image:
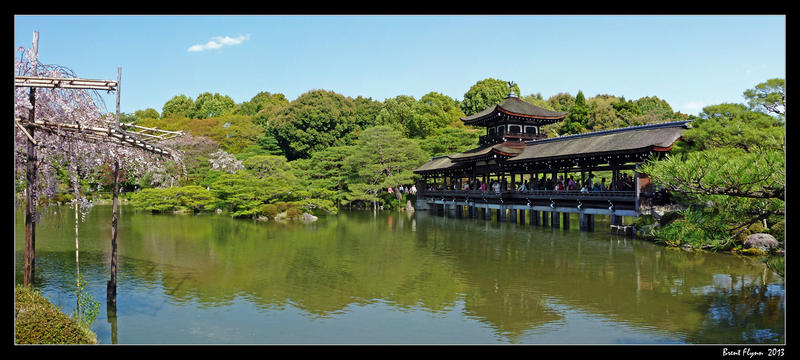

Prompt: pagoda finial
[{"left": 507, "top": 81, "right": 518, "bottom": 98}]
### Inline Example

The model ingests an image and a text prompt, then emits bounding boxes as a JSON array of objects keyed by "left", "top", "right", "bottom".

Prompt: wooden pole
[
  {"left": 107, "top": 67, "right": 122, "bottom": 304},
  {"left": 23, "top": 31, "right": 38, "bottom": 288},
  {"left": 107, "top": 159, "right": 119, "bottom": 304}
]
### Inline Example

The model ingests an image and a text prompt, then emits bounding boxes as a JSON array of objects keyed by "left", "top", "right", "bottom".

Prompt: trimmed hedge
[{"left": 15, "top": 285, "right": 97, "bottom": 344}]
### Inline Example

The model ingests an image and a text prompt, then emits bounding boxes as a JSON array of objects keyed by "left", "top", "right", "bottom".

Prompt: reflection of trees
[
  {"left": 688, "top": 275, "right": 785, "bottom": 343},
  {"left": 119, "top": 209, "right": 463, "bottom": 317},
  {"left": 415, "top": 212, "right": 785, "bottom": 343},
  {"left": 17, "top": 206, "right": 784, "bottom": 344}
]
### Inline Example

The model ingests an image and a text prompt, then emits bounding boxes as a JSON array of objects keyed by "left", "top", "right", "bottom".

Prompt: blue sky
[{"left": 14, "top": 15, "right": 785, "bottom": 116}]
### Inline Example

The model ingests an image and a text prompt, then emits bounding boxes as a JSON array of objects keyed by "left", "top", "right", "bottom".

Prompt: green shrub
[
  {"left": 653, "top": 209, "right": 732, "bottom": 250},
  {"left": 130, "top": 186, "right": 214, "bottom": 213},
  {"left": 286, "top": 207, "right": 302, "bottom": 220},
  {"left": 275, "top": 201, "right": 288, "bottom": 212},
  {"left": 769, "top": 219, "right": 785, "bottom": 242},
  {"left": 262, "top": 204, "right": 279, "bottom": 219},
  {"left": 15, "top": 285, "right": 97, "bottom": 344}
]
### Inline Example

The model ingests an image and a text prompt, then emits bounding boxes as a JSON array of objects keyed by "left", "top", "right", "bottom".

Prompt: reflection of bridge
[
  {"left": 419, "top": 189, "right": 635, "bottom": 231},
  {"left": 414, "top": 120, "right": 692, "bottom": 231}
]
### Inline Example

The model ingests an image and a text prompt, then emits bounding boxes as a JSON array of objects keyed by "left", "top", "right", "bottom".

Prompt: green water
[{"left": 14, "top": 205, "right": 785, "bottom": 344}]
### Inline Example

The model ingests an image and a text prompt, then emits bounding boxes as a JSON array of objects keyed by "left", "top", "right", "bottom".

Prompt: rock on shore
[{"left": 744, "top": 233, "right": 780, "bottom": 252}]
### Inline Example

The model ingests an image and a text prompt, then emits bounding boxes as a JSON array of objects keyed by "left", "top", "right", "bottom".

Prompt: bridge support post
[
  {"left": 580, "top": 212, "right": 595, "bottom": 232},
  {"left": 455, "top": 204, "right": 462, "bottom": 218},
  {"left": 551, "top": 211, "right": 560, "bottom": 228},
  {"left": 519, "top": 210, "right": 525, "bottom": 225},
  {"left": 579, "top": 211, "right": 586, "bottom": 231},
  {"left": 530, "top": 209, "right": 539, "bottom": 226},
  {"left": 610, "top": 214, "right": 623, "bottom": 226},
  {"left": 508, "top": 207, "right": 516, "bottom": 223},
  {"left": 498, "top": 207, "right": 506, "bottom": 222},
  {"left": 480, "top": 207, "right": 487, "bottom": 220},
  {"left": 562, "top": 212, "right": 570, "bottom": 230},
  {"left": 541, "top": 211, "right": 549, "bottom": 227}
]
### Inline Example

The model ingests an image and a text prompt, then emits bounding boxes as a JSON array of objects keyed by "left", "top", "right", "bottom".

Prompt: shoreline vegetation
[
  {"left": 14, "top": 285, "right": 98, "bottom": 344},
  {"left": 15, "top": 78, "right": 785, "bottom": 343}
]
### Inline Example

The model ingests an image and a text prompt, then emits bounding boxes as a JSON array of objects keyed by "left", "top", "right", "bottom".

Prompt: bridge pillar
[
  {"left": 541, "top": 211, "right": 549, "bottom": 227},
  {"left": 580, "top": 213, "right": 595, "bottom": 231},
  {"left": 518, "top": 210, "right": 526, "bottom": 225},
  {"left": 480, "top": 207, "right": 487, "bottom": 220},
  {"left": 562, "top": 212, "right": 570, "bottom": 230},
  {"left": 610, "top": 214, "right": 623, "bottom": 226},
  {"left": 508, "top": 207, "right": 516, "bottom": 223},
  {"left": 498, "top": 207, "right": 506, "bottom": 222},
  {"left": 551, "top": 211, "right": 560, "bottom": 228},
  {"left": 530, "top": 209, "right": 539, "bottom": 226},
  {"left": 455, "top": 204, "right": 462, "bottom": 218}
]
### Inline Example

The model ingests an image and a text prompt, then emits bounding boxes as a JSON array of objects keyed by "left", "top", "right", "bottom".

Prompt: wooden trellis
[{"left": 15, "top": 32, "right": 182, "bottom": 306}]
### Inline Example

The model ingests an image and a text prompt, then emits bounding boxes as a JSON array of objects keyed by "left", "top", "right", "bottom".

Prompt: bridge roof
[
  {"left": 507, "top": 121, "right": 690, "bottom": 163},
  {"left": 414, "top": 121, "right": 691, "bottom": 174},
  {"left": 414, "top": 155, "right": 460, "bottom": 174}
]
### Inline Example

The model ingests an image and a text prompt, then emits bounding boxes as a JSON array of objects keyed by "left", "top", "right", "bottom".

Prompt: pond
[{"left": 14, "top": 205, "right": 785, "bottom": 344}]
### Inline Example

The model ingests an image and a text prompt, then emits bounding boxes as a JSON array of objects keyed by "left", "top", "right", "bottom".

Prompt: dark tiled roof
[
  {"left": 461, "top": 97, "right": 568, "bottom": 124},
  {"left": 447, "top": 142, "right": 526, "bottom": 161},
  {"left": 507, "top": 121, "right": 690, "bottom": 162},
  {"left": 414, "top": 156, "right": 459, "bottom": 173},
  {"left": 414, "top": 121, "right": 691, "bottom": 173}
]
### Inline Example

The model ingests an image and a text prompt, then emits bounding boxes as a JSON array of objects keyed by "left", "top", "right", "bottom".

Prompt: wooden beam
[
  {"left": 19, "top": 119, "right": 172, "bottom": 156},
  {"left": 14, "top": 76, "right": 118, "bottom": 91}
]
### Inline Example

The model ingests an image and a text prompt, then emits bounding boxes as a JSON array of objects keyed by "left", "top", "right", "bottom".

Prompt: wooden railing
[
  {"left": 479, "top": 132, "right": 548, "bottom": 146},
  {"left": 420, "top": 189, "right": 635, "bottom": 200}
]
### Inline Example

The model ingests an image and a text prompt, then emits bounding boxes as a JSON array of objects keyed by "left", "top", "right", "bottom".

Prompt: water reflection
[{"left": 15, "top": 206, "right": 784, "bottom": 344}]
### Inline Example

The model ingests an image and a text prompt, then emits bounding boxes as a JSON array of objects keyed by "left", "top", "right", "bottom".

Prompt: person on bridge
[{"left": 567, "top": 177, "right": 577, "bottom": 191}]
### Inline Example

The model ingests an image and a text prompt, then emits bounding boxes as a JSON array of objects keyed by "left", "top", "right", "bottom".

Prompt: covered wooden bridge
[{"left": 412, "top": 94, "right": 690, "bottom": 232}]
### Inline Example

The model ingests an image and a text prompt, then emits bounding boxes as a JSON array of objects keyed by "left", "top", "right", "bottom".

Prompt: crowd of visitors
[{"left": 388, "top": 184, "right": 417, "bottom": 199}]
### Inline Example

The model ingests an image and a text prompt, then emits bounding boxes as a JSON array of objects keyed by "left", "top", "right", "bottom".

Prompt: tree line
[{"left": 55, "top": 77, "right": 784, "bottom": 243}]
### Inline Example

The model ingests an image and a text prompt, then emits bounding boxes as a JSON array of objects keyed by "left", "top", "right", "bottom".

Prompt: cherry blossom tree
[{"left": 14, "top": 39, "right": 179, "bottom": 302}]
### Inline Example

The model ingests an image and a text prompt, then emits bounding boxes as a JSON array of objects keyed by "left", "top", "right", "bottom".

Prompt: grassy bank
[
  {"left": 631, "top": 211, "right": 785, "bottom": 277},
  {"left": 14, "top": 285, "right": 98, "bottom": 344}
]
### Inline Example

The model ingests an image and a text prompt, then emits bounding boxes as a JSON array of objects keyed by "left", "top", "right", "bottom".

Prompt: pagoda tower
[{"left": 461, "top": 85, "right": 568, "bottom": 146}]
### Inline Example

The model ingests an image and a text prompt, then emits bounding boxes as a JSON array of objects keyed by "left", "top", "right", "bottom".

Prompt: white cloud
[{"left": 188, "top": 34, "right": 250, "bottom": 52}]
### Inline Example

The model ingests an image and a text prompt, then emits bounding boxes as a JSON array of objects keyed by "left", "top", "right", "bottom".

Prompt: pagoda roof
[
  {"left": 461, "top": 96, "right": 568, "bottom": 125},
  {"left": 446, "top": 141, "right": 526, "bottom": 162}
]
